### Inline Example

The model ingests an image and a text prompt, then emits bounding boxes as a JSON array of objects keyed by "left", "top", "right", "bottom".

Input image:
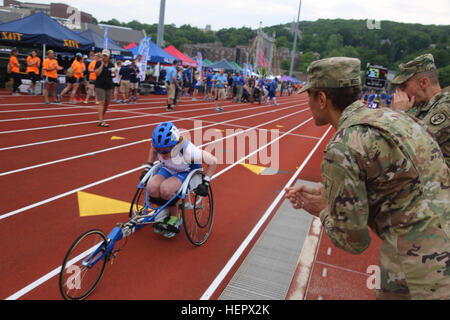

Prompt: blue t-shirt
[
  {"left": 270, "top": 80, "right": 277, "bottom": 92},
  {"left": 386, "top": 95, "right": 392, "bottom": 105},
  {"left": 233, "top": 76, "right": 239, "bottom": 86},
  {"left": 214, "top": 74, "right": 228, "bottom": 88},
  {"left": 183, "top": 69, "right": 192, "bottom": 82},
  {"left": 368, "top": 94, "right": 376, "bottom": 103},
  {"left": 238, "top": 76, "right": 245, "bottom": 86},
  {"left": 258, "top": 79, "right": 265, "bottom": 88},
  {"left": 165, "top": 66, "right": 177, "bottom": 83},
  {"left": 206, "top": 72, "right": 213, "bottom": 86}
]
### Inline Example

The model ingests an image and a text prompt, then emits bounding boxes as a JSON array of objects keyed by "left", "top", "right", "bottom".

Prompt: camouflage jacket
[
  {"left": 319, "top": 100, "right": 450, "bottom": 298},
  {"left": 411, "top": 90, "right": 450, "bottom": 167}
]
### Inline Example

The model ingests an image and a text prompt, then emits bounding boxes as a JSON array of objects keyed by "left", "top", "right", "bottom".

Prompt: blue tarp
[
  {"left": 79, "top": 29, "right": 132, "bottom": 57},
  {"left": 130, "top": 39, "right": 177, "bottom": 64},
  {"left": 0, "top": 12, "right": 94, "bottom": 51}
]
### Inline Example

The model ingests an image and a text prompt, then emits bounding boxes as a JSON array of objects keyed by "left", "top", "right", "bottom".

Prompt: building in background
[
  {"left": 0, "top": 1, "right": 145, "bottom": 47},
  {"left": 1, "top": 0, "right": 95, "bottom": 24},
  {"left": 79, "top": 23, "right": 146, "bottom": 48}
]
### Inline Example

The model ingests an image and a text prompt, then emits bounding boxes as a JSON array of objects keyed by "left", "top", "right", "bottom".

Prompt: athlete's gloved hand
[
  {"left": 139, "top": 162, "right": 153, "bottom": 181},
  {"left": 195, "top": 176, "right": 211, "bottom": 197}
]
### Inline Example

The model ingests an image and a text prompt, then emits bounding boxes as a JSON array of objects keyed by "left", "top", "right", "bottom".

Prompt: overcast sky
[{"left": 7, "top": 0, "right": 450, "bottom": 29}]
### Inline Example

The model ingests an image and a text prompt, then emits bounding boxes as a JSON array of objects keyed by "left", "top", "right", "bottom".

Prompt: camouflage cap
[
  {"left": 298, "top": 57, "right": 361, "bottom": 94},
  {"left": 392, "top": 54, "right": 436, "bottom": 85}
]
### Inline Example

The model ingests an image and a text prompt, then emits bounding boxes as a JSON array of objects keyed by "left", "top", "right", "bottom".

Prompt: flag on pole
[
  {"left": 103, "top": 27, "right": 109, "bottom": 50},
  {"left": 137, "top": 36, "right": 151, "bottom": 82},
  {"left": 196, "top": 51, "right": 203, "bottom": 80},
  {"left": 243, "top": 62, "right": 248, "bottom": 77},
  {"left": 250, "top": 64, "right": 253, "bottom": 76}
]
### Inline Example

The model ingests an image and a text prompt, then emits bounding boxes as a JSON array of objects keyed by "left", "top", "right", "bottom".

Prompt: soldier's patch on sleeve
[{"left": 430, "top": 113, "right": 446, "bottom": 126}]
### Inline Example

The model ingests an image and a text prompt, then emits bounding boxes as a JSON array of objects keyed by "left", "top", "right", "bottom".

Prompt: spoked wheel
[
  {"left": 181, "top": 180, "right": 214, "bottom": 246},
  {"left": 59, "top": 229, "right": 108, "bottom": 300},
  {"left": 129, "top": 186, "right": 148, "bottom": 219}
]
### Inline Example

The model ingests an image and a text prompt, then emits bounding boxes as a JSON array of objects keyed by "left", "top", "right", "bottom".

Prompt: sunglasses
[{"left": 156, "top": 147, "right": 173, "bottom": 155}]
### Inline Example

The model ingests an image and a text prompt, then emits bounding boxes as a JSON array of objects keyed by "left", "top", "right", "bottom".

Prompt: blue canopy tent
[
  {"left": 0, "top": 12, "right": 94, "bottom": 53},
  {"left": 210, "top": 59, "right": 238, "bottom": 73},
  {"left": 129, "top": 39, "right": 176, "bottom": 65},
  {"left": 78, "top": 29, "right": 132, "bottom": 58}
]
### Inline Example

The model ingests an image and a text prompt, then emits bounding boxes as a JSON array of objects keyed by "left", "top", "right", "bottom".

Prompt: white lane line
[
  {"left": 0, "top": 96, "right": 170, "bottom": 111},
  {"left": 0, "top": 105, "right": 308, "bottom": 177},
  {"left": 0, "top": 167, "right": 142, "bottom": 222},
  {"left": 0, "top": 94, "right": 296, "bottom": 109},
  {"left": 0, "top": 96, "right": 302, "bottom": 126},
  {"left": 5, "top": 245, "right": 98, "bottom": 301},
  {"left": 200, "top": 125, "right": 332, "bottom": 300},
  {"left": 0, "top": 98, "right": 202, "bottom": 123},
  {"left": 0, "top": 105, "right": 308, "bottom": 217},
  {"left": 4, "top": 116, "right": 318, "bottom": 300},
  {"left": 0, "top": 100, "right": 305, "bottom": 151},
  {"left": 164, "top": 115, "right": 321, "bottom": 140}
]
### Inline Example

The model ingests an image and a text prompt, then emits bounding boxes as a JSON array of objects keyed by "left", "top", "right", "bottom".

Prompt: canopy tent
[
  {"left": 202, "top": 59, "right": 213, "bottom": 67},
  {"left": 280, "top": 75, "right": 297, "bottom": 82},
  {"left": 210, "top": 59, "right": 238, "bottom": 73},
  {"left": 164, "top": 45, "right": 198, "bottom": 68},
  {"left": 0, "top": 12, "right": 94, "bottom": 52},
  {"left": 124, "top": 43, "right": 137, "bottom": 50},
  {"left": 79, "top": 29, "right": 132, "bottom": 57},
  {"left": 129, "top": 39, "right": 177, "bottom": 64},
  {"left": 230, "top": 61, "right": 243, "bottom": 72}
]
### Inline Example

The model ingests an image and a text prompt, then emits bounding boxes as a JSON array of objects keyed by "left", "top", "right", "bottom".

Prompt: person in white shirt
[{"left": 140, "top": 122, "right": 217, "bottom": 238}]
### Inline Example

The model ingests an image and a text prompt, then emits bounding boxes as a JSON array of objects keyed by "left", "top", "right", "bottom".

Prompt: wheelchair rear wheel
[{"left": 181, "top": 177, "right": 214, "bottom": 246}]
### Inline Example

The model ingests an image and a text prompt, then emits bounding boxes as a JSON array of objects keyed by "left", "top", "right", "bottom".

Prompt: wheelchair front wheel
[
  {"left": 59, "top": 229, "right": 108, "bottom": 300},
  {"left": 181, "top": 182, "right": 214, "bottom": 246}
]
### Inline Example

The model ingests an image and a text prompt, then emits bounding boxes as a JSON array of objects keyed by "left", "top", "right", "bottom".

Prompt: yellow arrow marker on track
[
  {"left": 77, "top": 191, "right": 133, "bottom": 217},
  {"left": 111, "top": 136, "right": 126, "bottom": 140},
  {"left": 240, "top": 163, "right": 268, "bottom": 175}
]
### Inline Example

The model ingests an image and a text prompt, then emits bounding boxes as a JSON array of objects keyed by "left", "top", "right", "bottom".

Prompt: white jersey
[
  {"left": 157, "top": 140, "right": 203, "bottom": 174},
  {"left": 113, "top": 66, "right": 121, "bottom": 84}
]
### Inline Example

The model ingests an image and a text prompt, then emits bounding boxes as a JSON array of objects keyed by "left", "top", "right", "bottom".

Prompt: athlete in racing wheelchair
[{"left": 140, "top": 122, "right": 218, "bottom": 238}]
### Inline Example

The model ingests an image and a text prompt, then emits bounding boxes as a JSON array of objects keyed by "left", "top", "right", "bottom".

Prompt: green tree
[
  {"left": 297, "top": 51, "right": 317, "bottom": 73},
  {"left": 438, "top": 65, "right": 450, "bottom": 88},
  {"left": 326, "top": 34, "right": 343, "bottom": 52},
  {"left": 280, "top": 59, "right": 290, "bottom": 70}
]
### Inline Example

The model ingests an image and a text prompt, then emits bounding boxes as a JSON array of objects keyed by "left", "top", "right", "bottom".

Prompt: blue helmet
[{"left": 152, "top": 122, "right": 180, "bottom": 149}]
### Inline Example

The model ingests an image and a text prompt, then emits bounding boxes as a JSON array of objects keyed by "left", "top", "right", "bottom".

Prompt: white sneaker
[{"left": 154, "top": 207, "right": 170, "bottom": 223}]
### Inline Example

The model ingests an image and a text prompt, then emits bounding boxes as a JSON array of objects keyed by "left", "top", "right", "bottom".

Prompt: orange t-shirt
[
  {"left": 9, "top": 56, "right": 20, "bottom": 73},
  {"left": 42, "top": 58, "right": 59, "bottom": 79},
  {"left": 26, "top": 56, "right": 41, "bottom": 74},
  {"left": 72, "top": 60, "right": 84, "bottom": 79},
  {"left": 88, "top": 60, "right": 97, "bottom": 81}
]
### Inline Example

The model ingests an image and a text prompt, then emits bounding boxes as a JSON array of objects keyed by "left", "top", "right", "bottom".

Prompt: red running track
[{"left": 0, "top": 90, "right": 380, "bottom": 300}]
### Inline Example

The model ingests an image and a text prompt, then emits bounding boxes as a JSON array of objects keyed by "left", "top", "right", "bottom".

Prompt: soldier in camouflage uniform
[
  {"left": 286, "top": 57, "right": 450, "bottom": 299},
  {"left": 391, "top": 54, "right": 450, "bottom": 167}
]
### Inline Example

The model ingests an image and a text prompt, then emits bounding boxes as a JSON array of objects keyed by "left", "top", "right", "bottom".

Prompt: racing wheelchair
[{"left": 58, "top": 162, "right": 214, "bottom": 300}]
